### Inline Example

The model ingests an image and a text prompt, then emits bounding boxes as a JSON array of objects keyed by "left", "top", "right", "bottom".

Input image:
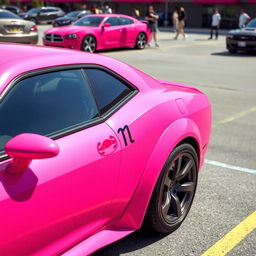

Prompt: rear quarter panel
[{"left": 111, "top": 79, "right": 211, "bottom": 230}]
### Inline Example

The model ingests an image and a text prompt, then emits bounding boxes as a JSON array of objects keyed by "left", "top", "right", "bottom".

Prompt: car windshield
[
  {"left": 65, "top": 11, "right": 80, "bottom": 18},
  {"left": 246, "top": 19, "right": 256, "bottom": 28},
  {"left": 27, "top": 8, "right": 39, "bottom": 14},
  {"left": 74, "top": 16, "right": 103, "bottom": 27},
  {"left": 0, "top": 10, "right": 20, "bottom": 19}
]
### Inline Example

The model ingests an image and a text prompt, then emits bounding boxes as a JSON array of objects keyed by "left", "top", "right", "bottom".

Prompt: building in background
[{"left": 4, "top": 0, "right": 256, "bottom": 28}]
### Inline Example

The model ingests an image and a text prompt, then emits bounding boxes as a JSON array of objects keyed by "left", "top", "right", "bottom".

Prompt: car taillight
[{"left": 30, "top": 25, "right": 38, "bottom": 32}]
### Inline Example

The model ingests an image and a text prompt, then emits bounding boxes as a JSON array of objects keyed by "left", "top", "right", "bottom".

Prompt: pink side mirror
[
  {"left": 5, "top": 133, "right": 59, "bottom": 175},
  {"left": 103, "top": 23, "right": 111, "bottom": 28}
]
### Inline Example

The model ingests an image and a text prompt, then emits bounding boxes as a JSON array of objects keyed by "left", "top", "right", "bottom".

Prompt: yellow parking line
[
  {"left": 212, "top": 105, "right": 256, "bottom": 128},
  {"left": 201, "top": 210, "right": 256, "bottom": 256}
]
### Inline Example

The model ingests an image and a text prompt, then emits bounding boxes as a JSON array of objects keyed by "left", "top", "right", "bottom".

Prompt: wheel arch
[
  {"left": 113, "top": 118, "right": 202, "bottom": 230},
  {"left": 135, "top": 31, "right": 147, "bottom": 47},
  {"left": 80, "top": 34, "right": 97, "bottom": 51}
]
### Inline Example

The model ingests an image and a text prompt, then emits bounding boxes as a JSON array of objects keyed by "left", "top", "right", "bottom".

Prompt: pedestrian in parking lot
[
  {"left": 145, "top": 5, "right": 160, "bottom": 47},
  {"left": 132, "top": 7, "right": 140, "bottom": 20},
  {"left": 239, "top": 9, "right": 250, "bottom": 28},
  {"left": 103, "top": 3, "right": 112, "bottom": 14},
  {"left": 209, "top": 9, "right": 221, "bottom": 40},
  {"left": 91, "top": 4, "right": 100, "bottom": 14},
  {"left": 174, "top": 7, "right": 187, "bottom": 40},
  {"left": 172, "top": 6, "right": 179, "bottom": 33}
]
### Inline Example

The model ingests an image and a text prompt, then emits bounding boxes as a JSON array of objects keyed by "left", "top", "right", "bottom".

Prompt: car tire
[
  {"left": 228, "top": 49, "right": 237, "bottom": 53},
  {"left": 144, "top": 143, "right": 198, "bottom": 233},
  {"left": 135, "top": 32, "right": 147, "bottom": 49},
  {"left": 31, "top": 18, "right": 38, "bottom": 25},
  {"left": 81, "top": 35, "right": 97, "bottom": 53}
]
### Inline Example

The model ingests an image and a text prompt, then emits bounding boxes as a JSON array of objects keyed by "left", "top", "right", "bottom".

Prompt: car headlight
[
  {"left": 227, "top": 34, "right": 234, "bottom": 39},
  {"left": 65, "top": 34, "right": 78, "bottom": 39}
]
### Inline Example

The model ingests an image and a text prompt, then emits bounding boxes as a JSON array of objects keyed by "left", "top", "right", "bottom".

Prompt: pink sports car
[
  {"left": 43, "top": 14, "right": 150, "bottom": 52},
  {"left": 0, "top": 44, "right": 211, "bottom": 255}
]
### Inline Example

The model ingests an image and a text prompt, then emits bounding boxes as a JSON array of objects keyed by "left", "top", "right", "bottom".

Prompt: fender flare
[{"left": 114, "top": 118, "right": 202, "bottom": 229}]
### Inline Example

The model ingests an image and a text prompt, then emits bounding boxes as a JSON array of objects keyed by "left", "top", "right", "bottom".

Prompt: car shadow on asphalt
[
  {"left": 98, "top": 47, "right": 141, "bottom": 54},
  {"left": 93, "top": 229, "right": 170, "bottom": 256},
  {"left": 211, "top": 51, "right": 256, "bottom": 57}
]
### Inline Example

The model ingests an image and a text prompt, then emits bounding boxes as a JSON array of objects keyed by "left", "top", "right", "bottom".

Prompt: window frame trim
[{"left": 0, "top": 64, "right": 138, "bottom": 162}]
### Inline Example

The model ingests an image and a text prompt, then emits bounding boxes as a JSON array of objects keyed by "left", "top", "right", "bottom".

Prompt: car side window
[
  {"left": 0, "top": 69, "right": 99, "bottom": 153},
  {"left": 105, "top": 17, "right": 119, "bottom": 26},
  {"left": 119, "top": 17, "right": 134, "bottom": 25},
  {"left": 85, "top": 68, "right": 133, "bottom": 114}
]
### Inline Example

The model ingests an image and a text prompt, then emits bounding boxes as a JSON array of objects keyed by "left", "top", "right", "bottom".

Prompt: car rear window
[{"left": 0, "top": 10, "right": 20, "bottom": 19}]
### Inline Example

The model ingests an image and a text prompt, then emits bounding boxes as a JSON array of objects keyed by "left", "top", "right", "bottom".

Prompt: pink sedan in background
[
  {"left": 0, "top": 43, "right": 211, "bottom": 255},
  {"left": 43, "top": 14, "right": 150, "bottom": 52}
]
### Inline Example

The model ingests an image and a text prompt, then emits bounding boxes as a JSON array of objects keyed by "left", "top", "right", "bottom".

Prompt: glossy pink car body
[
  {"left": 0, "top": 44, "right": 211, "bottom": 255},
  {"left": 43, "top": 14, "right": 150, "bottom": 52}
]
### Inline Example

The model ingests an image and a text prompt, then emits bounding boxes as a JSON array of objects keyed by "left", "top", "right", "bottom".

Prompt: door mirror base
[{"left": 5, "top": 133, "right": 59, "bottom": 175}]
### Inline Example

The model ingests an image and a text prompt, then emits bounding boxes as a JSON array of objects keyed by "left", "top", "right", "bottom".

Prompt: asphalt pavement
[{"left": 38, "top": 25, "right": 256, "bottom": 256}]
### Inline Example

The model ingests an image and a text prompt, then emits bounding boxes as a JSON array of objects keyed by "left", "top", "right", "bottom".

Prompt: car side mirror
[
  {"left": 103, "top": 23, "right": 111, "bottom": 28},
  {"left": 5, "top": 133, "right": 59, "bottom": 175}
]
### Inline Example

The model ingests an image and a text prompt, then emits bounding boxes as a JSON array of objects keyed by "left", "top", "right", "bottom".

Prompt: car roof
[
  {"left": 86, "top": 14, "right": 134, "bottom": 18},
  {"left": 0, "top": 43, "right": 159, "bottom": 94}
]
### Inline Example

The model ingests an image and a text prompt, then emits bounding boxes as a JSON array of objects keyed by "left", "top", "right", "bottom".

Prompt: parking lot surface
[{"left": 38, "top": 26, "right": 256, "bottom": 256}]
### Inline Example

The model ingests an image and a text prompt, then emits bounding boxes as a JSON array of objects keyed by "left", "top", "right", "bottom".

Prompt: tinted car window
[
  {"left": 105, "top": 17, "right": 119, "bottom": 26},
  {"left": 119, "top": 17, "right": 134, "bottom": 25},
  {"left": 41, "top": 9, "right": 53, "bottom": 13},
  {"left": 85, "top": 69, "right": 132, "bottom": 114},
  {"left": 0, "top": 70, "right": 98, "bottom": 152},
  {"left": 27, "top": 8, "right": 40, "bottom": 14},
  {"left": 247, "top": 18, "right": 256, "bottom": 28},
  {"left": 74, "top": 16, "right": 104, "bottom": 27},
  {"left": 65, "top": 11, "right": 80, "bottom": 18},
  {"left": 0, "top": 10, "right": 20, "bottom": 19}
]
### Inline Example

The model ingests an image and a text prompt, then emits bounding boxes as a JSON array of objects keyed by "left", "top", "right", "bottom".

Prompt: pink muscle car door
[{"left": 0, "top": 123, "right": 121, "bottom": 255}]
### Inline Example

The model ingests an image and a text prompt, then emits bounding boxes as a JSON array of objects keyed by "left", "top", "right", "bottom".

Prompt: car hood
[
  {"left": 45, "top": 25, "right": 96, "bottom": 35},
  {"left": 229, "top": 28, "right": 256, "bottom": 36}
]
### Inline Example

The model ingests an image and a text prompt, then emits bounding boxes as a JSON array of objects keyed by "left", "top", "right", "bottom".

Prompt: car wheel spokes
[
  {"left": 84, "top": 37, "right": 96, "bottom": 52},
  {"left": 138, "top": 34, "right": 146, "bottom": 48},
  {"left": 161, "top": 153, "right": 196, "bottom": 223},
  {"left": 176, "top": 158, "right": 193, "bottom": 181},
  {"left": 170, "top": 192, "right": 182, "bottom": 218}
]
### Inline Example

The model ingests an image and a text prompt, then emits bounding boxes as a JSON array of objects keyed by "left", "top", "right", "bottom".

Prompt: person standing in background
[
  {"left": 91, "top": 4, "right": 100, "bottom": 14},
  {"left": 132, "top": 7, "right": 140, "bottom": 20},
  {"left": 239, "top": 9, "right": 250, "bottom": 28},
  {"left": 209, "top": 9, "right": 221, "bottom": 40},
  {"left": 172, "top": 6, "right": 179, "bottom": 33},
  {"left": 103, "top": 4, "right": 112, "bottom": 14},
  {"left": 174, "top": 7, "right": 187, "bottom": 40},
  {"left": 145, "top": 5, "right": 159, "bottom": 47}
]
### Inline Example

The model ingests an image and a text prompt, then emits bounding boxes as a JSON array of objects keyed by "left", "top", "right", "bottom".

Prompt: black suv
[
  {"left": 23, "top": 7, "right": 65, "bottom": 24},
  {"left": 53, "top": 10, "right": 91, "bottom": 27}
]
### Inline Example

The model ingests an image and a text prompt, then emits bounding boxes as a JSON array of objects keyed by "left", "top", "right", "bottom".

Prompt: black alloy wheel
[
  {"left": 135, "top": 33, "right": 147, "bottom": 49},
  {"left": 81, "top": 35, "right": 97, "bottom": 53},
  {"left": 145, "top": 143, "right": 198, "bottom": 233}
]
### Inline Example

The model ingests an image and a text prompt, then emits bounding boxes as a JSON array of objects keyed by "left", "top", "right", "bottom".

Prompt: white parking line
[{"left": 205, "top": 159, "right": 256, "bottom": 175}]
